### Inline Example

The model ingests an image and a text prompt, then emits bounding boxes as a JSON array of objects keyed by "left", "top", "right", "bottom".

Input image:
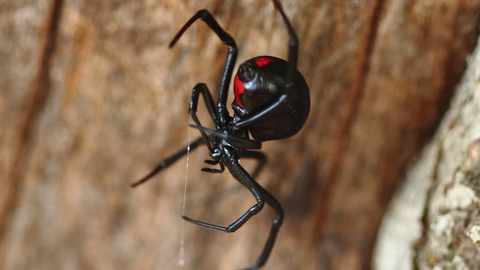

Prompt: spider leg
[
  {"left": 169, "top": 9, "right": 237, "bottom": 126},
  {"left": 243, "top": 183, "right": 283, "bottom": 270},
  {"left": 234, "top": 94, "right": 288, "bottom": 129},
  {"left": 132, "top": 82, "right": 221, "bottom": 187},
  {"left": 189, "top": 124, "right": 261, "bottom": 150},
  {"left": 233, "top": 151, "right": 282, "bottom": 270},
  {"left": 182, "top": 151, "right": 282, "bottom": 270},
  {"left": 189, "top": 83, "right": 218, "bottom": 153},
  {"left": 182, "top": 159, "right": 265, "bottom": 233},
  {"left": 131, "top": 137, "right": 204, "bottom": 187},
  {"left": 272, "top": 0, "right": 299, "bottom": 85},
  {"left": 190, "top": 83, "right": 218, "bottom": 124}
]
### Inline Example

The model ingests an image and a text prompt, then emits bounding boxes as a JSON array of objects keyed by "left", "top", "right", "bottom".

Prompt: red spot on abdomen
[
  {"left": 255, "top": 57, "right": 276, "bottom": 67},
  {"left": 234, "top": 74, "right": 244, "bottom": 107}
]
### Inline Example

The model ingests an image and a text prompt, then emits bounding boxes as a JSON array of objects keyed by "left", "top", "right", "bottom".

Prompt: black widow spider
[{"left": 132, "top": 0, "right": 309, "bottom": 269}]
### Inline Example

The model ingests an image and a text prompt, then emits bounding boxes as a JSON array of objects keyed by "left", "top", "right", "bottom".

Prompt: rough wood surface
[
  {"left": 373, "top": 36, "right": 480, "bottom": 270},
  {"left": 1, "top": 0, "right": 479, "bottom": 269}
]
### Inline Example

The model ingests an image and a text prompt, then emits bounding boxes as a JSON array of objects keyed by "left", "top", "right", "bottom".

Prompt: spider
[{"left": 132, "top": 0, "right": 310, "bottom": 269}]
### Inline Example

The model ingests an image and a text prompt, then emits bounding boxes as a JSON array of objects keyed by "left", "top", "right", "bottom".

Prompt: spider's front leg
[
  {"left": 189, "top": 83, "right": 219, "bottom": 153},
  {"left": 131, "top": 82, "right": 222, "bottom": 187},
  {"left": 169, "top": 9, "right": 238, "bottom": 126},
  {"left": 189, "top": 83, "right": 230, "bottom": 174}
]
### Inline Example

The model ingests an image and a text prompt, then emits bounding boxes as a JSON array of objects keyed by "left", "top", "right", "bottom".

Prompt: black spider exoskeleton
[{"left": 132, "top": 0, "right": 310, "bottom": 269}]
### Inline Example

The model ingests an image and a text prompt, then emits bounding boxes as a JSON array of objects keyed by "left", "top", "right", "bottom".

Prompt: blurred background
[{"left": 1, "top": 0, "right": 480, "bottom": 269}]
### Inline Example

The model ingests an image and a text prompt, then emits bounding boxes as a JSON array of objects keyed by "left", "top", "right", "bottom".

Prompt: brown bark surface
[
  {"left": 373, "top": 36, "right": 480, "bottom": 270},
  {"left": 1, "top": 0, "right": 479, "bottom": 269}
]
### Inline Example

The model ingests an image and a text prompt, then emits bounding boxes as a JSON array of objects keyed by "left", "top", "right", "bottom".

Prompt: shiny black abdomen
[{"left": 233, "top": 56, "right": 310, "bottom": 142}]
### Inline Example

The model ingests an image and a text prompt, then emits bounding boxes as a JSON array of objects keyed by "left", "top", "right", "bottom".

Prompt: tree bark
[
  {"left": 1, "top": 0, "right": 479, "bottom": 270},
  {"left": 373, "top": 35, "right": 480, "bottom": 270}
]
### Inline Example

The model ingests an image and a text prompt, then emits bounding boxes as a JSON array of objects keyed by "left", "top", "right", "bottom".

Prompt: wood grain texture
[{"left": 1, "top": 0, "right": 479, "bottom": 269}]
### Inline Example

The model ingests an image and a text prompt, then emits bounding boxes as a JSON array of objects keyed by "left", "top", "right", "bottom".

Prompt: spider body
[
  {"left": 132, "top": 1, "right": 309, "bottom": 269},
  {"left": 233, "top": 56, "right": 309, "bottom": 141}
]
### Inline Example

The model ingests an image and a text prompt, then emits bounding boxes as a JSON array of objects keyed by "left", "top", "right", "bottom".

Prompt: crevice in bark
[
  {"left": 413, "top": 140, "right": 444, "bottom": 270},
  {"left": 313, "top": 0, "right": 386, "bottom": 238},
  {"left": 0, "top": 0, "right": 64, "bottom": 240}
]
